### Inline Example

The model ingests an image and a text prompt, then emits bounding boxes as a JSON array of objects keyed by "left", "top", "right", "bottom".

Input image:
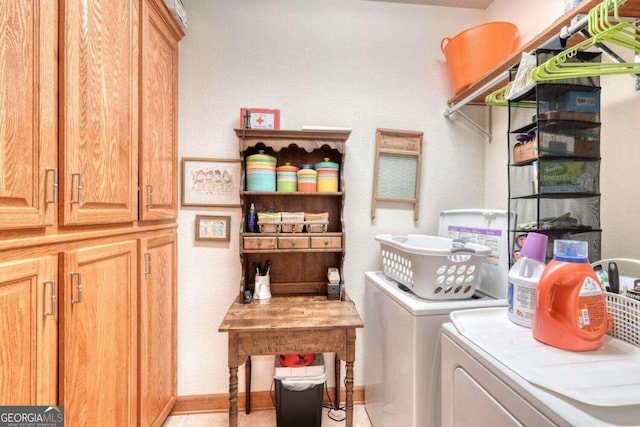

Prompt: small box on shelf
[
  {"left": 539, "top": 91, "right": 600, "bottom": 114},
  {"left": 240, "top": 108, "right": 280, "bottom": 130},
  {"left": 513, "top": 140, "right": 536, "bottom": 164},
  {"left": 535, "top": 160, "right": 600, "bottom": 194}
]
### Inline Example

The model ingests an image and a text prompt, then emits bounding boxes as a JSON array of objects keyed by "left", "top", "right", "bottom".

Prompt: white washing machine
[
  {"left": 364, "top": 209, "right": 513, "bottom": 427},
  {"left": 441, "top": 308, "right": 640, "bottom": 427}
]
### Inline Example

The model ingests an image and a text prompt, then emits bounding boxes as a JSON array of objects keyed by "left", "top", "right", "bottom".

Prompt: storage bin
[
  {"left": 375, "top": 234, "right": 491, "bottom": 300},
  {"left": 281, "top": 212, "right": 305, "bottom": 233},
  {"left": 257, "top": 211, "right": 281, "bottom": 233},
  {"left": 441, "top": 22, "right": 519, "bottom": 94},
  {"left": 304, "top": 212, "right": 329, "bottom": 233}
]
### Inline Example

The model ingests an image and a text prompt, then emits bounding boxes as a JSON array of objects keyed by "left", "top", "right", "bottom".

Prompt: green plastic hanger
[{"left": 532, "top": 0, "right": 640, "bottom": 80}]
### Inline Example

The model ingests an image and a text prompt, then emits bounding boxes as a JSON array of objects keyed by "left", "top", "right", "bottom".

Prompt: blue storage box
[{"left": 540, "top": 91, "right": 600, "bottom": 114}]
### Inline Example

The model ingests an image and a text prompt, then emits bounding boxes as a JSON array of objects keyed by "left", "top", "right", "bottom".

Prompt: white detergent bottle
[{"left": 507, "top": 232, "right": 548, "bottom": 328}]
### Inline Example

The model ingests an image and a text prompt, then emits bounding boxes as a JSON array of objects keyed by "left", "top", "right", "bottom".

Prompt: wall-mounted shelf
[{"left": 444, "top": 0, "right": 640, "bottom": 115}]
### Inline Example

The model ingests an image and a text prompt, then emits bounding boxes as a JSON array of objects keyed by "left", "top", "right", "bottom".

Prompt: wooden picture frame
[
  {"left": 181, "top": 158, "right": 241, "bottom": 207},
  {"left": 371, "top": 128, "right": 423, "bottom": 221},
  {"left": 195, "top": 215, "right": 231, "bottom": 242}
]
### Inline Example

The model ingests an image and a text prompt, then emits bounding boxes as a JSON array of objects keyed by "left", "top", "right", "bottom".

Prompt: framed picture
[
  {"left": 195, "top": 215, "right": 231, "bottom": 242},
  {"left": 181, "top": 158, "right": 241, "bottom": 207}
]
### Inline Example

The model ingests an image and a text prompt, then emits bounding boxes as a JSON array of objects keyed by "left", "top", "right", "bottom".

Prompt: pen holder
[{"left": 254, "top": 274, "right": 271, "bottom": 300}]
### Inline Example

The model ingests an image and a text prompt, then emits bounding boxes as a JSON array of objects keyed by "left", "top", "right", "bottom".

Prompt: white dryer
[
  {"left": 364, "top": 209, "right": 513, "bottom": 427},
  {"left": 441, "top": 308, "right": 640, "bottom": 426}
]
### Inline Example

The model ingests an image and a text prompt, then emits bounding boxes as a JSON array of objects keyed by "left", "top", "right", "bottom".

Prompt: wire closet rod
[{"left": 443, "top": 13, "right": 592, "bottom": 119}]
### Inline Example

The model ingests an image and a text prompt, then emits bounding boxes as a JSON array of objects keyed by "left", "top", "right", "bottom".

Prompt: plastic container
[
  {"left": 533, "top": 240, "right": 612, "bottom": 351},
  {"left": 375, "top": 234, "right": 491, "bottom": 300},
  {"left": 441, "top": 22, "right": 519, "bottom": 94},
  {"left": 507, "top": 232, "right": 547, "bottom": 328}
]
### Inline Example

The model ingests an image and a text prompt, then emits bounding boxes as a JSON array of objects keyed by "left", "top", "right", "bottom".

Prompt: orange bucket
[{"left": 441, "top": 22, "right": 519, "bottom": 94}]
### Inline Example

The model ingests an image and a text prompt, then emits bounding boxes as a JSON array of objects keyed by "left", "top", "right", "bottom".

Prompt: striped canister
[
  {"left": 297, "top": 164, "right": 317, "bottom": 192},
  {"left": 246, "top": 151, "right": 276, "bottom": 191},
  {"left": 315, "top": 158, "right": 339, "bottom": 192},
  {"left": 276, "top": 163, "right": 299, "bottom": 192}
]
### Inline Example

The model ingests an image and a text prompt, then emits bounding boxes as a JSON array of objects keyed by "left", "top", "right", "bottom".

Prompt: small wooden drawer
[
  {"left": 243, "top": 237, "right": 277, "bottom": 250},
  {"left": 310, "top": 236, "right": 342, "bottom": 249},
  {"left": 277, "top": 237, "right": 309, "bottom": 249}
]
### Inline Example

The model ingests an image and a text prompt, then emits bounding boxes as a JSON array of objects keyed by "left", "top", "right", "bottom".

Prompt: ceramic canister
[
  {"left": 315, "top": 158, "right": 339, "bottom": 192},
  {"left": 246, "top": 151, "right": 276, "bottom": 191},
  {"left": 297, "top": 165, "right": 317, "bottom": 192},
  {"left": 276, "top": 162, "right": 299, "bottom": 192}
]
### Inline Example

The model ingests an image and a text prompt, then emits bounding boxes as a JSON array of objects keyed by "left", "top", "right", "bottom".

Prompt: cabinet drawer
[
  {"left": 244, "top": 237, "right": 277, "bottom": 250},
  {"left": 310, "top": 236, "right": 342, "bottom": 249},
  {"left": 278, "top": 237, "right": 310, "bottom": 249}
]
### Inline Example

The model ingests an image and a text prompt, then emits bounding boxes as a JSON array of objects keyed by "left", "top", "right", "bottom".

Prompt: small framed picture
[
  {"left": 195, "top": 215, "right": 231, "bottom": 242},
  {"left": 181, "top": 158, "right": 241, "bottom": 207}
]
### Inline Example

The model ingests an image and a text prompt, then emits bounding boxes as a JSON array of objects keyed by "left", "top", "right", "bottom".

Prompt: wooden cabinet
[
  {"left": 59, "top": 0, "right": 139, "bottom": 225},
  {"left": 139, "top": 0, "right": 183, "bottom": 221},
  {"left": 138, "top": 232, "right": 177, "bottom": 427},
  {"left": 0, "top": 0, "right": 181, "bottom": 423},
  {"left": 0, "top": 0, "right": 57, "bottom": 230},
  {"left": 237, "top": 129, "right": 350, "bottom": 297},
  {"left": 2, "top": 0, "right": 184, "bottom": 229},
  {"left": 61, "top": 240, "right": 138, "bottom": 426},
  {"left": 0, "top": 256, "right": 57, "bottom": 405}
]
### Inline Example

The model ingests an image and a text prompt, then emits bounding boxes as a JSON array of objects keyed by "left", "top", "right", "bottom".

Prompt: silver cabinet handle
[
  {"left": 43, "top": 280, "right": 57, "bottom": 316},
  {"left": 70, "top": 272, "right": 83, "bottom": 304},
  {"left": 146, "top": 184, "right": 153, "bottom": 207},
  {"left": 45, "top": 168, "right": 58, "bottom": 204},
  {"left": 71, "top": 172, "right": 83, "bottom": 205},
  {"left": 144, "top": 253, "right": 152, "bottom": 275}
]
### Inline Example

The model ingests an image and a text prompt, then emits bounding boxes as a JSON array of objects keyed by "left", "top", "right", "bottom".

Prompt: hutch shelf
[{"left": 236, "top": 128, "right": 351, "bottom": 298}]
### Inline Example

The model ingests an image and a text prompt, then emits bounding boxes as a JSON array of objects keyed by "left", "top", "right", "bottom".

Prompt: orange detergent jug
[{"left": 532, "top": 240, "right": 612, "bottom": 351}]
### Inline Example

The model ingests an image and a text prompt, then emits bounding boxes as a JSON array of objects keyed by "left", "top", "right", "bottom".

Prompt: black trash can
[
  {"left": 275, "top": 378, "right": 324, "bottom": 427},
  {"left": 274, "top": 353, "right": 326, "bottom": 427}
]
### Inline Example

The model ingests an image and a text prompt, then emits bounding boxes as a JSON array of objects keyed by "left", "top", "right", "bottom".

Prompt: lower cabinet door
[
  {"left": 63, "top": 240, "right": 137, "bottom": 426},
  {"left": 0, "top": 256, "right": 57, "bottom": 405},
  {"left": 139, "top": 232, "right": 177, "bottom": 426}
]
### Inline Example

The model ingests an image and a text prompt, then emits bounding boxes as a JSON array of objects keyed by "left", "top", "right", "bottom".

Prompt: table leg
[
  {"left": 228, "top": 366, "right": 238, "bottom": 427},
  {"left": 245, "top": 356, "right": 252, "bottom": 414},
  {"left": 345, "top": 360, "right": 354, "bottom": 427},
  {"left": 334, "top": 355, "right": 341, "bottom": 409}
]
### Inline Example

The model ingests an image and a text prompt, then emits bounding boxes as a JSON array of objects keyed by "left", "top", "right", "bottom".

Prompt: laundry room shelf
[{"left": 444, "top": 0, "right": 640, "bottom": 112}]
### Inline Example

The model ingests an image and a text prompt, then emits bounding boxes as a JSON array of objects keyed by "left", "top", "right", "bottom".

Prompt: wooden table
[{"left": 218, "top": 295, "right": 364, "bottom": 427}]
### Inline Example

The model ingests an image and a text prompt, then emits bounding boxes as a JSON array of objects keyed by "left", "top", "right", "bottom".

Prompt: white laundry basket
[
  {"left": 591, "top": 258, "right": 640, "bottom": 348},
  {"left": 375, "top": 234, "right": 491, "bottom": 300}
]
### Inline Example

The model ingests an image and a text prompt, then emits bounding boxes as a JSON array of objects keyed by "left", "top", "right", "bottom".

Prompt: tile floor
[{"left": 163, "top": 405, "right": 372, "bottom": 427}]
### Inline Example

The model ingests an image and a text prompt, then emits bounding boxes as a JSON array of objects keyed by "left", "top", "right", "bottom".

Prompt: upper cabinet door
[
  {"left": 139, "top": 0, "right": 182, "bottom": 221},
  {"left": 0, "top": 0, "right": 57, "bottom": 230},
  {"left": 60, "top": 0, "right": 139, "bottom": 225}
]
